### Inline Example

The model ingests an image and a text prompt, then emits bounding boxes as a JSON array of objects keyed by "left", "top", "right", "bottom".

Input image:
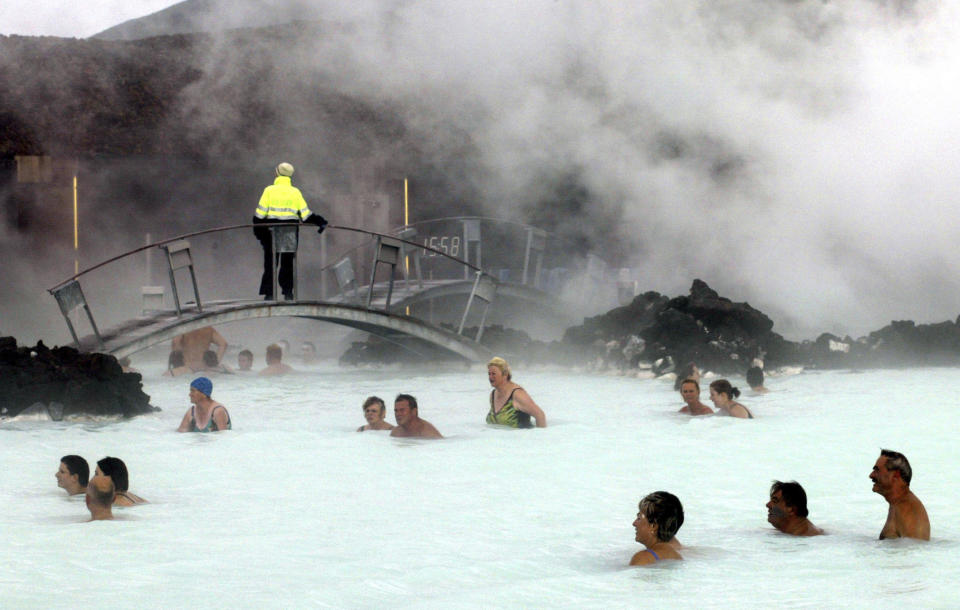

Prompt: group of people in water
[
  {"left": 674, "top": 361, "right": 757, "bottom": 418},
  {"left": 164, "top": 327, "right": 299, "bottom": 378},
  {"left": 76, "top": 342, "right": 933, "bottom": 558},
  {"left": 354, "top": 356, "right": 548, "bottom": 437},
  {"left": 55, "top": 455, "right": 147, "bottom": 521},
  {"left": 623, "top": 361, "right": 931, "bottom": 564},
  {"left": 631, "top": 448, "right": 931, "bottom": 564}
]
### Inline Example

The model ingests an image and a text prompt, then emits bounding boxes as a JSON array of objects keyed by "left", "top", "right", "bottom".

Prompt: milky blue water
[{"left": 2, "top": 361, "right": 958, "bottom": 608}]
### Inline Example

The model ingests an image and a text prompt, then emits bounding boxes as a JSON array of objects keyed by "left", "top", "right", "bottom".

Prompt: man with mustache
[
  {"left": 870, "top": 449, "right": 930, "bottom": 540},
  {"left": 766, "top": 480, "right": 823, "bottom": 536}
]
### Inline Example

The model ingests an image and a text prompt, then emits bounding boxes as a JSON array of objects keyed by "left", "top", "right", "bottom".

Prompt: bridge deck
[{"left": 81, "top": 298, "right": 492, "bottom": 362}]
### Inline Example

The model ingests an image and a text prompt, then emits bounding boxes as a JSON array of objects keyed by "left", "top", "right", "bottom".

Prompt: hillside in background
[{"left": 94, "top": 0, "right": 331, "bottom": 41}]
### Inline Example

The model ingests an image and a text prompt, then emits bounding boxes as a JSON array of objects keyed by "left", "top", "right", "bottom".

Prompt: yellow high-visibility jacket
[{"left": 254, "top": 176, "right": 313, "bottom": 221}]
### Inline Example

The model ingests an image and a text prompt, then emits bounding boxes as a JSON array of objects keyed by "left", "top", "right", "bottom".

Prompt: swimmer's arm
[
  {"left": 729, "top": 404, "right": 750, "bottom": 419},
  {"left": 212, "top": 407, "right": 230, "bottom": 431},
  {"left": 513, "top": 389, "right": 547, "bottom": 428},
  {"left": 678, "top": 406, "right": 689, "bottom": 413},
  {"left": 211, "top": 329, "right": 228, "bottom": 362},
  {"left": 176, "top": 409, "right": 192, "bottom": 432},
  {"left": 424, "top": 422, "right": 443, "bottom": 439}
]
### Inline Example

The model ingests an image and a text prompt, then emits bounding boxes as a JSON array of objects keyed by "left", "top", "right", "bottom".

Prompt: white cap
[{"left": 276, "top": 162, "right": 294, "bottom": 177}]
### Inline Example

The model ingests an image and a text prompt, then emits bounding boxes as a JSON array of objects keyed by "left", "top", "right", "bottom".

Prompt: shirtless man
[
  {"left": 357, "top": 396, "right": 394, "bottom": 431},
  {"left": 85, "top": 475, "right": 115, "bottom": 521},
  {"left": 871, "top": 449, "right": 930, "bottom": 540},
  {"left": 56, "top": 455, "right": 89, "bottom": 496},
  {"left": 766, "top": 480, "right": 823, "bottom": 536},
  {"left": 390, "top": 394, "right": 442, "bottom": 439},
  {"left": 171, "top": 326, "right": 228, "bottom": 372},
  {"left": 678, "top": 379, "right": 713, "bottom": 416},
  {"left": 258, "top": 343, "right": 293, "bottom": 377}
]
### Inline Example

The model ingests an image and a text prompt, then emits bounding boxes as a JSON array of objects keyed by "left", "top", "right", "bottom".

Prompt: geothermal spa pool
[{"left": 2, "top": 363, "right": 959, "bottom": 608}]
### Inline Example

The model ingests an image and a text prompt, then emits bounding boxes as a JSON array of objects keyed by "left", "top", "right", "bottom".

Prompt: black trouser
[{"left": 259, "top": 247, "right": 295, "bottom": 298}]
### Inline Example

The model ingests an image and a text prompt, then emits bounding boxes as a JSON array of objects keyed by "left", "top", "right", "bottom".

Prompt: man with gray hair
[
  {"left": 253, "top": 162, "right": 328, "bottom": 300},
  {"left": 870, "top": 449, "right": 930, "bottom": 540}
]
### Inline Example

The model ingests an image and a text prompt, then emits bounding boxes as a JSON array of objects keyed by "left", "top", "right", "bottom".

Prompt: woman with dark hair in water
[
  {"left": 709, "top": 379, "right": 753, "bottom": 418},
  {"left": 630, "top": 491, "right": 684, "bottom": 565},
  {"left": 746, "top": 366, "right": 769, "bottom": 394},
  {"left": 96, "top": 457, "right": 147, "bottom": 506}
]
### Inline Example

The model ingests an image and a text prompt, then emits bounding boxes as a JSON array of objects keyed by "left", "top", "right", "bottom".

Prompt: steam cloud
[
  {"left": 299, "top": 0, "right": 960, "bottom": 339},
  {"left": 5, "top": 0, "right": 960, "bottom": 344}
]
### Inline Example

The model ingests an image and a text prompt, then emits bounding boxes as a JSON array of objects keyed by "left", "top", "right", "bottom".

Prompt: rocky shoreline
[
  {"left": 6, "top": 278, "right": 958, "bottom": 418},
  {"left": 342, "top": 279, "right": 960, "bottom": 375},
  {"left": 0, "top": 336, "right": 156, "bottom": 419}
]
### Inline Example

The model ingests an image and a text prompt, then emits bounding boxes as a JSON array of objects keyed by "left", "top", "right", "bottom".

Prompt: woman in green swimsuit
[{"left": 486, "top": 357, "right": 547, "bottom": 428}]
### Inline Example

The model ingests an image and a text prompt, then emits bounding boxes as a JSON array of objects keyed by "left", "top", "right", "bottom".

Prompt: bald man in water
[
  {"left": 85, "top": 475, "right": 116, "bottom": 521},
  {"left": 871, "top": 449, "right": 930, "bottom": 541}
]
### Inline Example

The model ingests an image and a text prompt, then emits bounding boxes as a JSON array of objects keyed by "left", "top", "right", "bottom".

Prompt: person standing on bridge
[{"left": 253, "top": 162, "right": 328, "bottom": 300}]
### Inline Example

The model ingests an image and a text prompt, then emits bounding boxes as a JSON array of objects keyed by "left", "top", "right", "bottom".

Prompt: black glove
[{"left": 305, "top": 214, "right": 328, "bottom": 234}]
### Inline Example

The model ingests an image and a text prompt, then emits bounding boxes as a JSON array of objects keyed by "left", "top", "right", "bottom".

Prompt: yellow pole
[
  {"left": 73, "top": 175, "right": 79, "bottom": 274},
  {"left": 404, "top": 178, "right": 410, "bottom": 316}
]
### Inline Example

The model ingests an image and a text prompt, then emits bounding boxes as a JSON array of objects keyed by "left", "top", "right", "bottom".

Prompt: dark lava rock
[
  {"left": 0, "top": 337, "right": 157, "bottom": 419},
  {"left": 560, "top": 279, "right": 788, "bottom": 374},
  {"left": 334, "top": 280, "right": 960, "bottom": 373}
]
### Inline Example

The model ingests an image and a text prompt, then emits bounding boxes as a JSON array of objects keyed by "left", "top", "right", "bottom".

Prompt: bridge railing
[{"left": 47, "top": 223, "right": 499, "bottom": 349}]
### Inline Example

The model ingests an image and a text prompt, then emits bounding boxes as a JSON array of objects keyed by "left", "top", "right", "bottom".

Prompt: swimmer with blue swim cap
[
  {"left": 190, "top": 376, "right": 213, "bottom": 396},
  {"left": 177, "top": 377, "right": 231, "bottom": 433}
]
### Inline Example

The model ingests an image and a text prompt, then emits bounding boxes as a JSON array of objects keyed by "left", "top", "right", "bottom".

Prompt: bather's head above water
[
  {"left": 766, "top": 480, "right": 822, "bottom": 536},
  {"left": 631, "top": 491, "right": 684, "bottom": 566},
  {"left": 237, "top": 349, "right": 253, "bottom": 371},
  {"left": 487, "top": 357, "right": 512, "bottom": 386},
  {"left": 56, "top": 455, "right": 89, "bottom": 496},
  {"left": 85, "top": 475, "right": 115, "bottom": 521},
  {"left": 189, "top": 377, "right": 213, "bottom": 404},
  {"left": 637, "top": 491, "right": 684, "bottom": 544},
  {"left": 96, "top": 456, "right": 129, "bottom": 492},
  {"left": 359, "top": 396, "right": 394, "bottom": 431}
]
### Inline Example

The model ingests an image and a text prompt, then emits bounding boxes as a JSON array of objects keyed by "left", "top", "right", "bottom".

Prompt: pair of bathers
[{"left": 486, "top": 388, "right": 532, "bottom": 428}]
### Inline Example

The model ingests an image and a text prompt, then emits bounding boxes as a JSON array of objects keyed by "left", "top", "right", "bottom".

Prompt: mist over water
[
  {"left": 4, "top": 1, "right": 960, "bottom": 344},
  {"left": 310, "top": 0, "right": 960, "bottom": 339}
]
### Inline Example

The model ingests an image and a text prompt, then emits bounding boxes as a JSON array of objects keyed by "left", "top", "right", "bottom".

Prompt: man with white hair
[{"left": 253, "top": 162, "right": 328, "bottom": 300}]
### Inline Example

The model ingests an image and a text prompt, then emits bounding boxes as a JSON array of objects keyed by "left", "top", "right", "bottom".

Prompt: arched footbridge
[{"left": 48, "top": 220, "right": 596, "bottom": 363}]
